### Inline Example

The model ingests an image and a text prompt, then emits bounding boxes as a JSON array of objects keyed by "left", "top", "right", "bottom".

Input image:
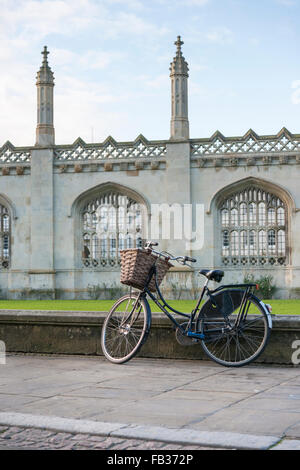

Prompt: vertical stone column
[
  {"left": 164, "top": 37, "right": 193, "bottom": 295},
  {"left": 162, "top": 142, "right": 194, "bottom": 297},
  {"left": 29, "top": 47, "right": 55, "bottom": 297},
  {"left": 170, "top": 36, "right": 190, "bottom": 141},
  {"left": 166, "top": 37, "right": 191, "bottom": 253},
  {"left": 162, "top": 142, "right": 191, "bottom": 253}
]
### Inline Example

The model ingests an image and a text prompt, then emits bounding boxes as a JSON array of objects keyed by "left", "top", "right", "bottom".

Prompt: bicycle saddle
[{"left": 200, "top": 269, "right": 224, "bottom": 283}]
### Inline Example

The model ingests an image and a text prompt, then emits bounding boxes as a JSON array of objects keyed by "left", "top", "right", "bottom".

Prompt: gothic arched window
[
  {"left": 0, "top": 204, "right": 10, "bottom": 268},
  {"left": 220, "top": 187, "right": 287, "bottom": 266},
  {"left": 81, "top": 191, "right": 145, "bottom": 268}
]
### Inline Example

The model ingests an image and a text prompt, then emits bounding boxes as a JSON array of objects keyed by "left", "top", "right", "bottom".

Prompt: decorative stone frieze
[
  {"left": 0, "top": 141, "right": 31, "bottom": 163},
  {"left": 191, "top": 128, "right": 300, "bottom": 156},
  {"left": 54, "top": 135, "right": 167, "bottom": 162}
]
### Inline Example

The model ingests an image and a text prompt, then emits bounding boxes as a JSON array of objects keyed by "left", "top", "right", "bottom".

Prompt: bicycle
[{"left": 101, "top": 242, "right": 273, "bottom": 367}]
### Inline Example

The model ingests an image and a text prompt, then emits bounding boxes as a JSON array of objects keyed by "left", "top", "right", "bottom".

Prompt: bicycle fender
[
  {"left": 260, "top": 301, "right": 272, "bottom": 329},
  {"left": 144, "top": 297, "right": 152, "bottom": 334},
  {"left": 250, "top": 293, "right": 272, "bottom": 329}
]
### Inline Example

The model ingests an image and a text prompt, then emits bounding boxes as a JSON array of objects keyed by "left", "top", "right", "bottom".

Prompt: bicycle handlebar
[
  {"left": 145, "top": 242, "right": 197, "bottom": 265},
  {"left": 145, "top": 241, "right": 159, "bottom": 250}
]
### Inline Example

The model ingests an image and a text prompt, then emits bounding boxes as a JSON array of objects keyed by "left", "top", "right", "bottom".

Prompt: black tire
[
  {"left": 197, "top": 294, "right": 271, "bottom": 367},
  {"left": 101, "top": 293, "right": 151, "bottom": 364}
]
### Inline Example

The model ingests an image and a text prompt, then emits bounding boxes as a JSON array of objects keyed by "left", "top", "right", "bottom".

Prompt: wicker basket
[{"left": 120, "top": 248, "right": 173, "bottom": 292}]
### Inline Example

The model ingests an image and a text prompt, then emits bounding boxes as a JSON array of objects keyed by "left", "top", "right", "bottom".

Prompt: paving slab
[
  {"left": 284, "top": 421, "right": 300, "bottom": 439},
  {"left": 272, "top": 439, "right": 300, "bottom": 450},
  {"left": 189, "top": 407, "right": 300, "bottom": 435},
  {"left": 11, "top": 395, "right": 134, "bottom": 420},
  {"left": 0, "top": 394, "right": 46, "bottom": 411}
]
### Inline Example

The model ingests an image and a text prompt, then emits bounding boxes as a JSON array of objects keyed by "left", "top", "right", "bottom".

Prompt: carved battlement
[
  {"left": 191, "top": 128, "right": 300, "bottom": 157},
  {"left": 54, "top": 135, "right": 167, "bottom": 162}
]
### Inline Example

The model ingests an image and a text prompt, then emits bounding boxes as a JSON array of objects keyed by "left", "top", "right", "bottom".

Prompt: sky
[{"left": 0, "top": 0, "right": 300, "bottom": 146}]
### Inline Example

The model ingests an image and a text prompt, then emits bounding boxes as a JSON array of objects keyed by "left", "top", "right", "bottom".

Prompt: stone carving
[
  {"left": 191, "top": 128, "right": 300, "bottom": 156},
  {"left": 0, "top": 142, "right": 31, "bottom": 163},
  {"left": 54, "top": 136, "right": 166, "bottom": 162},
  {"left": 74, "top": 164, "right": 82, "bottom": 173},
  {"left": 16, "top": 166, "right": 24, "bottom": 175}
]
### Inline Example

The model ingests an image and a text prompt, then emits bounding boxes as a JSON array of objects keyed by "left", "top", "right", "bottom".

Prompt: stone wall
[
  {"left": 1, "top": 131, "right": 300, "bottom": 299},
  {"left": 0, "top": 310, "right": 299, "bottom": 365}
]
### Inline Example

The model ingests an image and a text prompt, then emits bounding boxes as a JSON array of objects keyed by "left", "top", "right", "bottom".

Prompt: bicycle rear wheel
[
  {"left": 198, "top": 294, "right": 270, "bottom": 367},
  {"left": 101, "top": 293, "right": 151, "bottom": 364}
]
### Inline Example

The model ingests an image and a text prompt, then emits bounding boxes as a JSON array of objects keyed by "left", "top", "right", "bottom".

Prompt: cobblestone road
[{"left": 0, "top": 425, "right": 220, "bottom": 450}]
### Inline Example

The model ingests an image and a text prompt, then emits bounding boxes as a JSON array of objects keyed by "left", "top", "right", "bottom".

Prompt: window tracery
[
  {"left": 220, "top": 187, "right": 287, "bottom": 266},
  {"left": 81, "top": 191, "right": 144, "bottom": 268}
]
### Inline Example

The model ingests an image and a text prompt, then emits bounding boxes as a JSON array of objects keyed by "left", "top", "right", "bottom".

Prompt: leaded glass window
[
  {"left": 82, "top": 192, "right": 144, "bottom": 268},
  {"left": 220, "top": 187, "right": 287, "bottom": 266}
]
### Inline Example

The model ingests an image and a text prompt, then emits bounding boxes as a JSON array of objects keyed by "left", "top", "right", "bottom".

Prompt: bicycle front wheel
[
  {"left": 198, "top": 295, "right": 270, "bottom": 367},
  {"left": 101, "top": 293, "right": 151, "bottom": 364}
]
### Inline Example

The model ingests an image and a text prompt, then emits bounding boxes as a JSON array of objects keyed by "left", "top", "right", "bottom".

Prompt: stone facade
[{"left": 0, "top": 40, "right": 300, "bottom": 300}]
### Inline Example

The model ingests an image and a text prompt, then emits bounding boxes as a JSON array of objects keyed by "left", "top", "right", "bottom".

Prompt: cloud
[
  {"left": 157, "top": 0, "right": 210, "bottom": 5},
  {"left": 104, "top": 0, "right": 145, "bottom": 9},
  {"left": 54, "top": 76, "right": 125, "bottom": 143},
  {"left": 103, "top": 12, "right": 169, "bottom": 38},
  {"left": 0, "top": 0, "right": 99, "bottom": 40},
  {"left": 0, "top": 0, "right": 168, "bottom": 41},
  {"left": 52, "top": 48, "right": 125, "bottom": 70},
  {"left": 144, "top": 74, "right": 169, "bottom": 90},
  {"left": 276, "top": 0, "right": 296, "bottom": 5},
  {"left": 192, "top": 63, "right": 210, "bottom": 71},
  {"left": 185, "top": 26, "right": 234, "bottom": 46},
  {"left": 183, "top": 0, "right": 210, "bottom": 4},
  {"left": 0, "top": 0, "right": 170, "bottom": 144},
  {"left": 205, "top": 27, "right": 234, "bottom": 45},
  {"left": 291, "top": 80, "right": 300, "bottom": 105}
]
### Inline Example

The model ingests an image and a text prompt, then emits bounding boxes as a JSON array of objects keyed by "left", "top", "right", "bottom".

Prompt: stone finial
[
  {"left": 42, "top": 46, "right": 49, "bottom": 64},
  {"left": 36, "top": 45, "right": 54, "bottom": 86},
  {"left": 170, "top": 35, "right": 189, "bottom": 77},
  {"left": 175, "top": 36, "right": 184, "bottom": 55}
]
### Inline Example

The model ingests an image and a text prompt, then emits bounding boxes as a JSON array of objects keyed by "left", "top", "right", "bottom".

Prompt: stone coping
[
  {"left": 0, "top": 309, "right": 299, "bottom": 327},
  {"left": 0, "top": 412, "right": 282, "bottom": 450}
]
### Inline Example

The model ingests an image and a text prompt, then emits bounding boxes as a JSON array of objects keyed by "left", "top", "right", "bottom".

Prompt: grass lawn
[{"left": 0, "top": 299, "right": 299, "bottom": 314}]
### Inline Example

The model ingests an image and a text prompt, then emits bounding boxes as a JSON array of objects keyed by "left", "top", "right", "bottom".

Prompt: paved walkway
[{"left": 0, "top": 353, "right": 300, "bottom": 450}]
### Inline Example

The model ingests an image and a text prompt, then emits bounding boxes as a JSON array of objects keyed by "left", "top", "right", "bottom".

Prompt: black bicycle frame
[{"left": 135, "top": 264, "right": 258, "bottom": 339}]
